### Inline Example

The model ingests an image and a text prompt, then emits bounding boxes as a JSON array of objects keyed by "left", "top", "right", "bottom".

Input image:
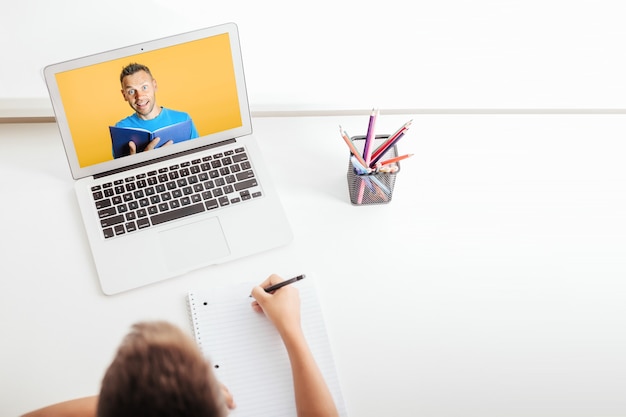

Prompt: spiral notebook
[{"left": 186, "top": 274, "right": 347, "bottom": 417}]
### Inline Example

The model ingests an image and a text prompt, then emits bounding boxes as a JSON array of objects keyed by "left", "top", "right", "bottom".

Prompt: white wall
[{"left": 2, "top": 0, "right": 626, "bottom": 113}]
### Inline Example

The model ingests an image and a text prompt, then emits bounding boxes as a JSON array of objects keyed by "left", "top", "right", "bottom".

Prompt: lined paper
[{"left": 187, "top": 275, "right": 347, "bottom": 416}]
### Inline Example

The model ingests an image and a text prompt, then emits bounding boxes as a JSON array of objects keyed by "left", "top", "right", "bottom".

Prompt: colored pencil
[
  {"left": 357, "top": 179, "right": 365, "bottom": 204},
  {"left": 350, "top": 156, "right": 370, "bottom": 175},
  {"left": 340, "top": 126, "right": 367, "bottom": 168},
  {"left": 378, "top": 153, "right": 414, "bottom": 166},
  {"left": 370, "top": 119, "right": 412, "bottom": 165},
  {"left": 369, "top": 131, "right": 408, "bottom": 167},
  {"left": 368, "top": 172, "right": 390, "bottom": 194},
  {"left": 362, "top": 108, "right": 379, "bottom": 166}
]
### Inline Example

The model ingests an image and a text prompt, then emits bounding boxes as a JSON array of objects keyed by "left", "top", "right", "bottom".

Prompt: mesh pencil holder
[{"left": 346, "top": 135, "right": 400, "bottom": 205}]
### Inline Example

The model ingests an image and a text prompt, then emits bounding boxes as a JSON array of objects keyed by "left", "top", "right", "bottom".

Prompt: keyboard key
[
  {"left": 98, "top": 207, "right": 117, "bottom": 219},
  {"left": 234, "top": 178, "right": 258, "bottom": 191},
  {"left": 101, "top": 215, "right": 124, "bottom": 228},
  {"left": 95, "top": 198, "right": 112, "bottom": 209},
  {"left": 137, "top": 218, "right": 151, "bottom": 229},
  {"left": 151, "top": 202, "right": 205, "bottom": 225},
  {"left": 236, "top": 170, "right": 255, "bottom": 180},
  {"left": 92, "top": 145, "right": 260, "bottom": 238},
  {"left": 232, "top": 152, "right": 248, "bottom": 163},
  {"left": 205, "top": 199, "right": 218, "bottom": 210}
]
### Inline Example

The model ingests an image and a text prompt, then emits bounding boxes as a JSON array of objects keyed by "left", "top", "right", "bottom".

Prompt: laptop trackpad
[{"left": 158, "top": 217, "right": 230, "bottom": 272}]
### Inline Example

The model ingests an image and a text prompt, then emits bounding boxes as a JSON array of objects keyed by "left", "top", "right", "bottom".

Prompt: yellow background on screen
[{"left": 55, "top": 33, "right": 242, "bottom": 168}]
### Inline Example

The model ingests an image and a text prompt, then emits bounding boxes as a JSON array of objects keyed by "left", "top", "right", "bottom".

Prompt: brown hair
[
  {"left": 120, "top": 63, "right": 153, "bottom": 84},
  {"left": 97, "top": 321, "right": 227, "bottom": 417}
]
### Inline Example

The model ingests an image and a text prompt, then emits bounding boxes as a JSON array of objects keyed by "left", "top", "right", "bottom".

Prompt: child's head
[{"left": 97, "top": 321, "right": 228, "bottom": 417}]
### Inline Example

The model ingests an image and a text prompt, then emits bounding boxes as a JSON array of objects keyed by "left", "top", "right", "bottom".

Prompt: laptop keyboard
[{"left": 90, "top": 147, "right": 262, "bottom": 239}]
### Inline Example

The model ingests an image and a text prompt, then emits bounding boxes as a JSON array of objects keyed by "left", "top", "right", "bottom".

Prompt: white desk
[{"left": 2, "top": 114, "right": 626, "bottom": 416}]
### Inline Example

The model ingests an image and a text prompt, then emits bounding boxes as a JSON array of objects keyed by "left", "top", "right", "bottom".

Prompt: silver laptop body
[{"left": 44, "top": 22, "right": 293, "bottom": 295}]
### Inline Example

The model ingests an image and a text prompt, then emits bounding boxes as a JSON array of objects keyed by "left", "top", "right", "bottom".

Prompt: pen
[
  {"left": 263, "top": 274, "right": 306, "bottom": 293},
  {"left": 249, "top": 274, "right": 306, "bottom": 297}
]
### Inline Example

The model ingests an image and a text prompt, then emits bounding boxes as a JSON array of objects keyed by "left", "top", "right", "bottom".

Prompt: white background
[
  {"left": 2, "top": 114, "right": 625, "bottom": 416},
  {"left": 2, "top": 0, "right": 626, "bottom": 111}
]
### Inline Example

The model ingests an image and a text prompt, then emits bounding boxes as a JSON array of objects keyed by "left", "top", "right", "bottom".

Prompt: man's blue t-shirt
[{"left": 116, "top": 107, "right": 199, "bottom": 138}]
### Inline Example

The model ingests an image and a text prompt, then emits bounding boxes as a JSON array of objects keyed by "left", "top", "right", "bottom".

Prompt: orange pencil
[{"left": 379, "top": 153, "right": 414, "bottom": 166}]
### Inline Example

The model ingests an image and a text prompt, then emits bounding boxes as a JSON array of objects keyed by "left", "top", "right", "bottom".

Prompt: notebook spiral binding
[{"left": 186, "top": 292, "right": 204, "bottom": 351}]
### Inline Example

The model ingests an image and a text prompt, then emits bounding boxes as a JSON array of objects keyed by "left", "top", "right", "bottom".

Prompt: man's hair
[
  {"left": 97, "top": 321, "right": 227, "bottom": 417},
  {"left": 120, "top": 62, "right": 153, "bottom": 84}
]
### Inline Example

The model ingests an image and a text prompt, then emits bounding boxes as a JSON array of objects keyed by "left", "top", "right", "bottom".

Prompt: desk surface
[{"left": 2, "top": 114, "right": 626, "bottom": 416}]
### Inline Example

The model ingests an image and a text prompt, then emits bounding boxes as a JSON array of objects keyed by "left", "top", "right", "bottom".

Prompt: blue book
[{"left": 109, "top": 119, "right": 193, "bottom": 158}]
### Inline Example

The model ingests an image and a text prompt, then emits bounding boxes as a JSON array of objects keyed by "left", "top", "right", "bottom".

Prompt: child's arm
[
  {"left": 21, "top": 396, "right": 98, "bottom": 417},
  {"left": 251, "top": 274, "right": 339, "bottom": 417}
]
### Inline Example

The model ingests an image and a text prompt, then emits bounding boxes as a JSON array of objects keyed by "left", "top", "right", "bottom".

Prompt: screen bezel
[{"left": 44, "top": 22, "right": 252, "bottom": 180}]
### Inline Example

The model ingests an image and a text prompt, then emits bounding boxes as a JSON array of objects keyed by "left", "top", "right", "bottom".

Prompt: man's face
[{"left": 121, "top": 70, "right": 158, "bottom": 120}]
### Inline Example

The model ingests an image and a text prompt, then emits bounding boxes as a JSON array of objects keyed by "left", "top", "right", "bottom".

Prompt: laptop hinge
[{"left": 93, "top": 138, "right": 237, "bottom": 179}]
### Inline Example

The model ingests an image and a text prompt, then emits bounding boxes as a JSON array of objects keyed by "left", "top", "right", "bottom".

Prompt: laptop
[{"left": 44, "top": 22, "right": 293, "bottom": 295}]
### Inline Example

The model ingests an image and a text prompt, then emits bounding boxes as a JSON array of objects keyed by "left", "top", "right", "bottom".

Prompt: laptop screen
[{"left": 44, "top": 23, "right": 252, "bottom": 179}]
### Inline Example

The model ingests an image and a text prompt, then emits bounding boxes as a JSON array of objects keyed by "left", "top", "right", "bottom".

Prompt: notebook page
[{"left": 187, "top": 275, "right": 347, "bottom": 417}]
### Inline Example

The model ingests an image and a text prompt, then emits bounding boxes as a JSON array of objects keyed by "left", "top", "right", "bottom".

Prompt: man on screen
[{"left": 114, "top": 62, "right": 199, "bottom": 156}]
